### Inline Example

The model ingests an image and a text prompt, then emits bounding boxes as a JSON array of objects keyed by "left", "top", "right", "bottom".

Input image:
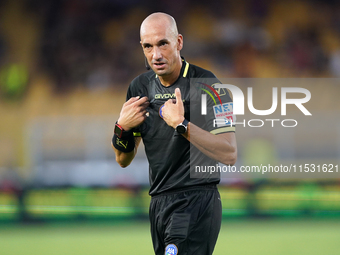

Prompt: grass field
[{"left": 0, "top": 219, "right": 339, "bottom": 255}]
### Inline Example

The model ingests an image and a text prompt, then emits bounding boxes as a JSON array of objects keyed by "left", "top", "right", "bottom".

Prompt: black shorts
[{"left": 149, "top": 185, "right": 222, "bottom": 255}]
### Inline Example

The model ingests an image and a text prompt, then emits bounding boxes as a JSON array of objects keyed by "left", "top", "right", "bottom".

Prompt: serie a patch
[
  {"left": 213, "top": 102, "right": 235, "bottom": 127},
  {"left": 159, "top": 104, "right": 164, "bottom": 119},
  {"left": 165, "top": 244, "right": 178, "bottom": 255}
]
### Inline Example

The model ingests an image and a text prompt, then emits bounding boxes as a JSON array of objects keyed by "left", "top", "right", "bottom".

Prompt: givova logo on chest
[{"left": 155, "top": 93, "right": 175, "bottom": 99}]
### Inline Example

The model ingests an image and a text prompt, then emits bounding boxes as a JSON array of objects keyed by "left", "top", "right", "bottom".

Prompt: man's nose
[{"left": 152, "top": 46, "right": 162, "bottom": 60}]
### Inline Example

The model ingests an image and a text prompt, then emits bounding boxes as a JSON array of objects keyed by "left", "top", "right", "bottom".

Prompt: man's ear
[{"left": 177, "top": 34, "right": 183, "bottom": 51}]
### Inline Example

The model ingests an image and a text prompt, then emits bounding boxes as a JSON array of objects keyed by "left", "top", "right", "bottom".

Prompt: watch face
[
  {"left": 176, "top": 125, "right": 186, "bottom": 134},
  {"left": 114, "top": 124, "right": 123, "bottom": 138}
]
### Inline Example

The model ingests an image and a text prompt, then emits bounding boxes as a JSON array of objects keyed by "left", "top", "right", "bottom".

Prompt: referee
[{"left": 112, "top": 12, "right": 237, "bottom": 255}]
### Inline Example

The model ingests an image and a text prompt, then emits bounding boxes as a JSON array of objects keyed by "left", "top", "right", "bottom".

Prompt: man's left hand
[{"left": 162, "top": 88, "right": 185, "bottom": 129}]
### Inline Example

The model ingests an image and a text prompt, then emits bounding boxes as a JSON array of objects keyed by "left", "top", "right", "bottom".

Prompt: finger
[
  {"left": 165, "top": 99, "right": 173, "bottom": 106},
  {"left": 137, "top": 104, "right": 149, "bottom": 112},
  {"left": 139, "top": 111, "right": 148, "bottom": 121},
  {"left": 138, "top": 101, "right": 150, "bottom": 109},
  {"left": 124, "top": 96, "right": 140, "bottom": 106},
  {"left": 175, "top": 88, "right": 182, "bottom": 105},
  {"left": 133, "top": 96, "right": 149, "bottom": 106},
  {"left": 140, "top": 101, "right": 150, "bottom": 108}
]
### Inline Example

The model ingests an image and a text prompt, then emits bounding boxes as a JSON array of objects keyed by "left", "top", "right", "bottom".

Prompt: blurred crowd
[
  {"left": 0, "top": 0, "right": 340, "bottom": 95},
  {"left": 0, "top": 1, "right": 340, "bottom": 218}
]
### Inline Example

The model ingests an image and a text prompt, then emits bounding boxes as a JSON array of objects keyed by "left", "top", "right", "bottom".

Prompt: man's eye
[{"left": 160, "top": 42, "right": 167, "bottom": 46}]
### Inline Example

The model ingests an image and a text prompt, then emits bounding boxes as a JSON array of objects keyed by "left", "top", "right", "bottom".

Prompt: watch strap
[
  {"left": 182, "top": 119, "right": 189, "bottom": 127},
  {"left": 114, "top": 121, "right": 132, "bottom": 138}
]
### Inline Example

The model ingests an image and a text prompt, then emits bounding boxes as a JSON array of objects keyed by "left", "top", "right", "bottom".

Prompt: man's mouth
[{"left": 153, "top": 62, "right": 166, "bottom": 69}]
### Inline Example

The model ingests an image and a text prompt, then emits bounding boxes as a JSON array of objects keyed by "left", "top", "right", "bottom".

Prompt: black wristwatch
[
  {"left": 114, "top": 121, "right": 131, "bottom": 138},
  {"left": 175, "top": 119, "right": 189, "bottom": 134}
]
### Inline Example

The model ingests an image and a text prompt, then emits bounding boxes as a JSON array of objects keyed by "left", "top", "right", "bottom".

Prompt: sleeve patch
[{"left": 213, "top": 102, "right": 235, "bottom": 127}]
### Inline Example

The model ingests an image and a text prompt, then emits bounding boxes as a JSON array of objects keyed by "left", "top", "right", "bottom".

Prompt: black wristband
[{"left": 112, "top": 132, "right": 135, "bottom": 153}]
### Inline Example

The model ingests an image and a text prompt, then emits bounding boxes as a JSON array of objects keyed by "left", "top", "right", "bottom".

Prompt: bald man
[{"left": 112, "top": 13, "right": 237, "bottom": 255}]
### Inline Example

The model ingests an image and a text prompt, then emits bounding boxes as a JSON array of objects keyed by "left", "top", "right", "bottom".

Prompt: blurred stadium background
[{"left": 0, "top": 0, "right": 339, "bottom": 254}]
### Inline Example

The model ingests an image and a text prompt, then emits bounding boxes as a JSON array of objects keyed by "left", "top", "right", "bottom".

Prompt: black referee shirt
[{"left": 126, "top": 58, "right": 235, "bottom": 196}]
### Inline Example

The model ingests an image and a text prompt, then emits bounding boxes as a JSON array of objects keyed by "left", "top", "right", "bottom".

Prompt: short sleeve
[
  {"left": 189, "top": 75, "right": 235, "bottom": 135},
  {"left": 206, "top": 82, "right": 235, "bottom": 134}
]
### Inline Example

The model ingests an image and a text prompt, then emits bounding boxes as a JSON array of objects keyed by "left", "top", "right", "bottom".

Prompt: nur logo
[{"left": 198, "top": 82, "right": 312, "bottom": 128}]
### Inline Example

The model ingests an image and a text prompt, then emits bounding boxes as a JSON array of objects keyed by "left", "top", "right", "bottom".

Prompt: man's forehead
[{"left": 140, "top": 26, "right": 173, "bottom": 43}]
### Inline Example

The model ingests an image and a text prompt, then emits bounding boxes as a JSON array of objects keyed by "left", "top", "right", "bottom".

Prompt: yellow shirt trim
[
  {"left": 210, "top": 126, "right": 235, "bottom": 135},
  {"left": 183, "top": 61, "right": 189, "bottom": 77}
]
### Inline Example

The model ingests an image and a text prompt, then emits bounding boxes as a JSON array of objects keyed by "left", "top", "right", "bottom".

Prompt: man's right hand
[{"left": 117, "top": 96, "right": 149, "bottom": 131}]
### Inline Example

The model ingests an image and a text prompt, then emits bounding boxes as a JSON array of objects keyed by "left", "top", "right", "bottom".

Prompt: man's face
[{"left": 140, "top": 23, "right": 182, "bottom": 77}]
